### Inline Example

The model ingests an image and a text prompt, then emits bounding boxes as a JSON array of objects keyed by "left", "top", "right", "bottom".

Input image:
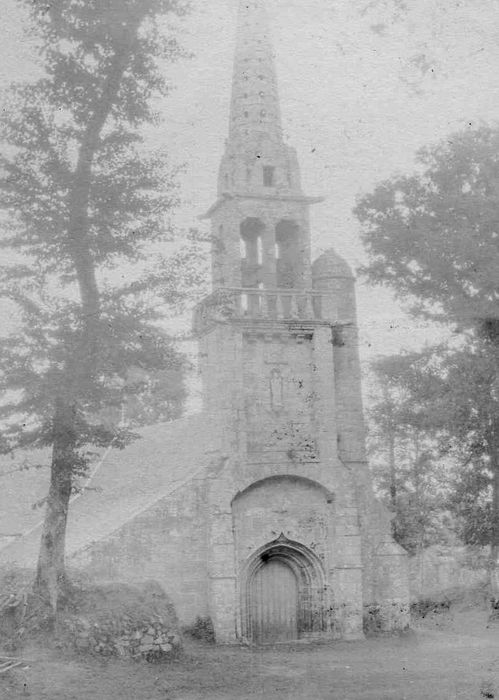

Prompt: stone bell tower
[
  {"left": 205, "top": 0, "right": 320, "bottom": 294},
  {"left": 193, "top": 0, "right": 409, "bottom": 644}
]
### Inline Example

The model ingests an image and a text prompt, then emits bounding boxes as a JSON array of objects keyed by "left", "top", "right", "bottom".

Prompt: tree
[
  {"left": 355, "top": 128, "right": 499, "bottom": 589},
  {"left": 0, "top": 0, "right": 197, "bottom": 614},
  {"left": 425, "top": 345, "right": 499, "bottom": 552},
  {"left": 356, "top": 127, "right": 499, "bottom": 330},
  {"left": 368, "top": 344, "right": 499, "bottom": 556},
  {"left": 121, "top": 364, "right": 187, "bottom": 427},
  {"left": 367, "top": 352, "right": 455, "bottom": 554}
]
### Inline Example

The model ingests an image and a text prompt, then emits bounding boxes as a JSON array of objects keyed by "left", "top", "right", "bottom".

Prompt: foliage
[
  {"left": 183, "top": 615, "right": 215, "bottom": 644},
  {"left": 0, "top": 0, "right": 196, "bottom": 451},
  {"left": 356, "top": 125, "right": 499, "bottom": 569},
  {"left": 121, "top": 365, "right": 188, "bottom": 427},
  {"left": 367, "top": 352, "right": 456, "bottom": 554},
  {"left": 428, "top": 345, "right": 499, "bottom": 548},
  {"left": 356, "top": 126, "right": 499, "bottom": 335},
  {"left": 368, "top": 341, "right": 499, "bottom": 553},
  {"left": 0, "top": 0, "right": 203, "bottom": 607}
]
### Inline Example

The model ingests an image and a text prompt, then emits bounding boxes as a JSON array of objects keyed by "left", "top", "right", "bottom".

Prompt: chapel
[{"left": 0, "top": 0, "right": 409, "bottom": 644}]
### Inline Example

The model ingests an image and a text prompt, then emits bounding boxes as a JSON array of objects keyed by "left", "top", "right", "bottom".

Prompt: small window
[
  {"left": 240, "top": 238, "right": 247, "bottom": 258},
  {"left": 263, "top": 166, "right": 275, "bottom": 187},
  {"left": 274, "top": 242, "right": 281, "bottom": 259},
  {"left": 257, "top": 237, "right": 263, "bottom": 265}
]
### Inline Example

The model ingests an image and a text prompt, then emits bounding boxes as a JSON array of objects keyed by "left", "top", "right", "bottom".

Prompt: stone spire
[
  {"left": 201, "top": 0, "right": 323, "bottom": 293},
  {"left": 228, "top": 0, "right": 282, "bottom": 144},
  {"left": 214, "top": 0, "right": 305, "bottom": 198}
]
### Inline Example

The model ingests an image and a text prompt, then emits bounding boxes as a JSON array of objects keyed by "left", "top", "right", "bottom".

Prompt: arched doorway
[
  {"left": 242, "top": 534, "right": 327, "bottom": 644},
  {"left": 251, "top": 557, "right": 299, "bottom": 644}
]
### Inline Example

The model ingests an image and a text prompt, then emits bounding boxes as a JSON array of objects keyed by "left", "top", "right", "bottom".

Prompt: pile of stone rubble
[
  {"left": 60, "top": 580, "right": 182, "bottom": 661},
  {"left": 65, "top": 615, "right": 181, "bottom": 660}
]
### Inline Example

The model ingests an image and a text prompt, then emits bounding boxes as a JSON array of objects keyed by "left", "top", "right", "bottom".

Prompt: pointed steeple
[
  {"left": 229, "top": 0, "right": 282, "bottom": 144},
  {"left": 214, "top": 0, "right": 306, "bottom": 199},
  {"left": 200, "top": 0, "right": 322, "bottom": 294}
]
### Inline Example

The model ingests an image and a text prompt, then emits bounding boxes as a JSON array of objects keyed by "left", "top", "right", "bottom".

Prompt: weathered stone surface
[
  {"left": 59, "top": 581, "right": 181, "bottom": 661},
  {"left": 32, "top": 0, "right": 410, "bottom": 649}
]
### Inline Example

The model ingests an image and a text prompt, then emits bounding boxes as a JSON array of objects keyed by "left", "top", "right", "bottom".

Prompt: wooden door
[{"left": 251, "top": 558, "right": 298, "bottom": 644}]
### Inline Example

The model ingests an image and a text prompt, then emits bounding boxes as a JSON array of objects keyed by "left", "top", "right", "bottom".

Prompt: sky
[{"left": 1, "top": 0, "right": 499, "bottom": 387}]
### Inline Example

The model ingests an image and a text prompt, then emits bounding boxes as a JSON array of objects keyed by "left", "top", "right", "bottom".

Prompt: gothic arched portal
[{"left": 241, "top": 534, "right": 327, "bottom": 644}]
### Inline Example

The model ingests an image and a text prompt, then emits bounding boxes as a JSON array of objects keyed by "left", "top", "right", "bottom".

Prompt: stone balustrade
[{"left": 193, "top": 287, "right": 325, "bottom": 333}]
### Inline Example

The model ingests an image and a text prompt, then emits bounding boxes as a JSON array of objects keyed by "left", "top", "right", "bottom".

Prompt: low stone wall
[
  {"left": 363, "top": 600, "right": 410, "bottom": 635},
  {"left": 66, "top": 616, "right": 181, "bottom": 660},
  {"left": 0, "top": 570, "right": 183, "bottom": 659},
  {"left": 60, "top": 579, "right": 182, "bottom": 661},
  {"left": 409, "top": 547, "right": 488, "bottom": 601}
]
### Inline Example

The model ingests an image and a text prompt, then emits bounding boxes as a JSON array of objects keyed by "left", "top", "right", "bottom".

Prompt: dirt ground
[{"left": 1, "top": 607, "right": 498, "bottom": 700}]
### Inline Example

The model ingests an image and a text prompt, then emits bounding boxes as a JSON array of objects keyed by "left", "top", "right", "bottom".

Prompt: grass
[{"left": 0, "top": 605, "right": 497, "bottom": 699}]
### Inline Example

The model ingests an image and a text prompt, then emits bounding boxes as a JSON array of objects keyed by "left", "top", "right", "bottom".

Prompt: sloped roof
[
  {"left": 0, "top": 448, "right": 51, "bottom": 546},
  {"left": 0, "top": 413, "right": 215, "bottom": 568}
]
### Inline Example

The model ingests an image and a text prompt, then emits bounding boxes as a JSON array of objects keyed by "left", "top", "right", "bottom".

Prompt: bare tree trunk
[
  {"left": 34, "top": 399, "right": 75, "bottom": 613},
  {"left": 388, "top": 432, "right": 396, "bottom": 507},
  {"left": 482, "top": 323, "right": 499, "bottom": 599},
  {"left": 490, "top": 441, "right": 499, "bottom": 597},
  {"left": 388, "top": 431, "right": 397, "bottom": 538},
  {"left": 381, "top": 386, "right": 398, "bottom": 538}
]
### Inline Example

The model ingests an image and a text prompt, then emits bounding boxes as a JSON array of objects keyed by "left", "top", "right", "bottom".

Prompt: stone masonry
[{"left": 1, "top": 0, "right": 410, "bottom": 644}]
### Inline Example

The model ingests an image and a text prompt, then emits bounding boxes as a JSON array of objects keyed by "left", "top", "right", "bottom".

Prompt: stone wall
[
  {"left": 348, "top": 470, "right": 410, "bottom": 632},
  {"left": 62, "top": 581, "right": 181, "bottom": 661},
  {"left": 409, "top": 547, "right": 488, "bottom": 601},
  {"left": 72, "top": 478, "right": 210, "bottom": 627},
  {"left": 228, "top": 469, "right": 365, "bottom": 641},
  {"left": 243, "top": 335, "right": 318, "bottom": 463},
  {"left": 67, "top": 614, "right": 181, "bottom": 660},
  {"left": 232, "top": 476, "right": 331, "bottom": 569}
]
